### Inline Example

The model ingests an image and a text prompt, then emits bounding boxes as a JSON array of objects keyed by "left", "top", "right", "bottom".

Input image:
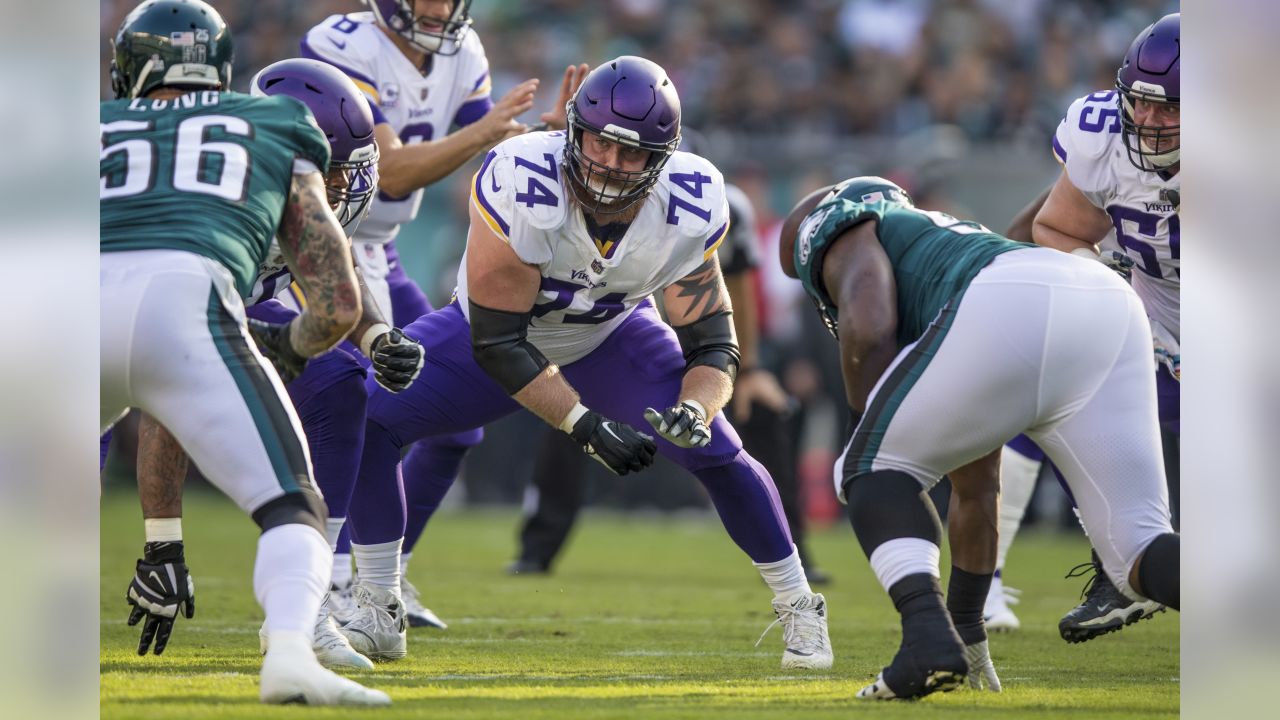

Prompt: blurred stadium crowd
[{"left": 99, "top": 0, "right": 1177, "bottom": 529}]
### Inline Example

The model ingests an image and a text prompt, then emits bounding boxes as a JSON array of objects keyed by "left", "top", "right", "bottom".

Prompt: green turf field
[{"left": 101, "top": 490, "right": 1178, "bottom": 719}]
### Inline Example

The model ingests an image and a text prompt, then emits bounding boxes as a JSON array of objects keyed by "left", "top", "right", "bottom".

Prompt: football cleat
[
  {"left": 401, "top": 578, "right": 448, "bottom": 629},
  {"left": 338, "top": 582, "right": 408, "bottom": 661},
  {"left": 757, "top": 592, "right": 833, "bottom": 669},
  {"left": 856, "top": 607, "right": 967, "bottom": 701},
  {"left": 258, "top": 602, "right": 374, "bottom": 671},
  {"left": 983, "top": 574, "right": 1021, "bottom": 632},
  {"left": 327, "top": 579, "right": 358, "bottom": 626},
  {"left": 1059, "top": 558, "right": 1165, "bottom": 643},
  {"left": 259, "top": 630, "right": 390, "bottom": 706}
]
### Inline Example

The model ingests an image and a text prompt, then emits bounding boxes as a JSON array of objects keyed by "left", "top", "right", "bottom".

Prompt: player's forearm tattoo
[
  {"left": 278, "top": 172, "right": 361, "bottom": 355},
  {"left": 672, "top": 258, "right": 727, "bottom": 320},
  {"left": 136, "top": 414, "right": 186, "bottom": 520}
]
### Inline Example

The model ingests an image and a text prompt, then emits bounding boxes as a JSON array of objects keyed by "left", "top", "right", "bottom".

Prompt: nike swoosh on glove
[
  {"left": 126, "top": 541, "right": 196, "bottom": 656},
  {"left": 569, "top": 410, "right": 657, "bottom": 475}
]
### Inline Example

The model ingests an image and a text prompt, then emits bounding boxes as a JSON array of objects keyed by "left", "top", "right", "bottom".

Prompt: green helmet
[
  {"left": 827, "top": 175, "right": 913, "bottom": 207},
  {"left": 110, "top": 0, "right": 234, "bottom": 100}
]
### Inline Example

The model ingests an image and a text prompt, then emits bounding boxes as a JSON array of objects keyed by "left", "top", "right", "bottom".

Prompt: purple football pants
[
  {"left": 348, "top": 300, "right": 794, "bottom": 564},
  {"left": 247, "top": 299, "right": 367, "bottom": 520},
  {"left": 383, "top": 242, "right": 483, "bottom": 556}
]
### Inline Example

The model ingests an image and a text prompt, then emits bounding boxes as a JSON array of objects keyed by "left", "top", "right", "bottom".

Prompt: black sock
[
  {"left": 946, "top": 566, "right": 992, "bottom": 645},
  {"left": 1137, "top": 533, "right": 1179, "bottom": 610},
  {"left": 889, "top": 573, "right": 947, "bottom": 619}
]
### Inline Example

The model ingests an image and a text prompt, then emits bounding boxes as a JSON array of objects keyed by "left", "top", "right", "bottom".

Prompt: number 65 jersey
[
  {"left": 455, "top": 131, "right": 731, "bottom": 365},
  {"left": 1055, "top": 90, "right": 1180, "bottom": 341}
]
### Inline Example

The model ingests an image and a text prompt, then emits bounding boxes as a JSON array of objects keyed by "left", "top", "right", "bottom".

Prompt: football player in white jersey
[
  {"left": 300, "top": 0, "right": 589, "bottom": 632},
  {"left": 348, "top": 56, "right": 833, "bottom": 668},
  {"left": 983, "top": 13, "right": 1181, "bottom": 642}
]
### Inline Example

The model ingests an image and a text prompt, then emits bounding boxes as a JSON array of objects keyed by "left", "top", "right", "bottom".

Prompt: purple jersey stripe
[
  {"left": 369, "top": 102, "right": 388, "bottom": 125},
  {"left": 454, "top": 97, "right": 493, "bottom": 128},
  {"left": 473, "top": 151, "right": 510, "bottom": 237},
  {"left": 1052, "top": 134, "right": 1068, "bottom": 163},
  {"left": 705, "top": 222, "right": 729, "bottom": 250},
  {"left": 471, "top": 72, "right": 489, "bottom": 92},
  {"left": 299, "top": 37, "right": 380, "bottom": 91}
]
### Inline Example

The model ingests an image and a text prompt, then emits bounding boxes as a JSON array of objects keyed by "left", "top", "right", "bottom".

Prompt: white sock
[
  {"left": 753, "top": 545, "right": 813, "bottom": 603},
  {"left": 324, "top": 517, "right": 345, "bottom": 550},
  {"left": 868, "top": 538, "right": 940, "bottom": 593},
  {"left": 255, "top": 523, "right": 331, "bottom": 635},
  {"left": 997, "top": 446, "right": 1041, "bottom": 570},
  {"left": 400, "top": 551, "right": 412, "bottom": 579},
  {"left": 331, "top": 553, "right": 353, "bottom": 588},
  {"left": 352, "top": 538, "right": 402, "bottom": 595}
]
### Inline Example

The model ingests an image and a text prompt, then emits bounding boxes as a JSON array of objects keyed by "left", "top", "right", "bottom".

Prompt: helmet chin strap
[{"left": 128, "top": 57, "right": 157, "bottom": 99}]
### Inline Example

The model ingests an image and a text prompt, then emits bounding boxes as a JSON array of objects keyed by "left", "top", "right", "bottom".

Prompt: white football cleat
[
  {"left": 338, "top": 581, "right": 407, "bottom": 661},
  {"left": 757, "top": 592, "right": 833, "bottom": 669},
  {"left": 327, "top": 579, "right": 358, "bottom": 626},
  {"left": 259, "top": 631, "right": 390, "bottom": 706},
  {"left": 401, "top": 578, "right": 448, "bottom": 629},
  {"left": 259, "top": 603, "right": 374, "bottom": 671},
  {"left": 983, "top": 575, "right": 1021, "bottom": 632}
]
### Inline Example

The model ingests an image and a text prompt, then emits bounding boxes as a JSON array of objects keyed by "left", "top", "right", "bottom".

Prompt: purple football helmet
[
  {"left": 564, "top": 56, "right": 681, "bottom": 215},
  {"left": 364, "top": 0, "right": 473, "bottom": 56},
  {"left": 1116, "top": 13, "right": 1180, "bottom": 171},
  {"left": 251, "top": 58, "right": 380, "bottom": 236}
]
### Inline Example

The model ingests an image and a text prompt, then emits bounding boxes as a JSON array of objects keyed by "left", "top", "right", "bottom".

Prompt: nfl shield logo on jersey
[{"left": 591, "top": 259, "right": 604, "bottom": 274}]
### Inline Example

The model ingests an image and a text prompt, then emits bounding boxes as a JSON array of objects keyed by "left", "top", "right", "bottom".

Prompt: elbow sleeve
[
  {"left": 673, "top": 310, "right": 741, "bottom": 383},
  {"left": 469, "top": 300, "right": 551, "bottom": 395}
]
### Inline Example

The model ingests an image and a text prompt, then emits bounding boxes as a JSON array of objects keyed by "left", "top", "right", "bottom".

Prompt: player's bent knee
[
  {"left": 252, "top": 490, "right": 328, "bottom": 536},
  {"left": 844, "top": 470, "right": 943, "bottom": 558}
]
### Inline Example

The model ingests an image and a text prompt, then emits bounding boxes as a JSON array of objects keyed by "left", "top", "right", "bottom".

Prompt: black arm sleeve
[
  {"left": 673, "top": 309, "right": 741, "bottom": 383},
  {"left": 469, "top": 300, "right": 551, "bottom": 395}
]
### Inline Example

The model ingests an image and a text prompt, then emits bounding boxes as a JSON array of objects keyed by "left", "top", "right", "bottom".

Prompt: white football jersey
[
  {"left": 456, "top": 131, "right": 731, "bottom": 365},
  {"left": 302, "top": 12, "right": 493, "bottom": 245},
  {"left": 1055, "top": 90, "right": 1180, "bottom": 340}
]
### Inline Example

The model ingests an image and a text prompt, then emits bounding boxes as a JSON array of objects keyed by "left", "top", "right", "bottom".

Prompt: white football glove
[
  {"left": 643, "top": 400, "right": 711, "bottom": 448},
  {"left": 964, "top": 640, "right": 1002, "bottom": 692}
]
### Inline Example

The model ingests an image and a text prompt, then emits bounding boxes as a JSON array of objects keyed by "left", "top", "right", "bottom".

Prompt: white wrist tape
[
  {"left": 145, "top": 518, "right": 183, "bottom": 543},
  {"left": 680, "top": 399, "right": 707, "bottom": 420},
  {"left": 360, "top": 323, "right": 393, "bottom": 357},
  {"left": 559, "top": 402, "right": 589, "bottom": 434},
  {"left": 1071, "top": 247, "right": 1101, "bottom": 261}
]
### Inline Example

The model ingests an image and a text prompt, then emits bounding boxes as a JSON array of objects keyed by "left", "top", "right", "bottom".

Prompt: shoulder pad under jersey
[
  {"left": 657, "top": 151, "right": 730, "bottom": 244},
  {"left": 300, "top": 14, "right": 383, "bottom": 104},
  {"left": 1054, "top": 91, "right": 1124, "bottom": 195}
]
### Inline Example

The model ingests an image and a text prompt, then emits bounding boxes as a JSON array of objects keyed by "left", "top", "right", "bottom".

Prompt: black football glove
[
  {"left": 370, "top": 328, "right": 424, "bottom": 393},
  {"left": 126, "top": 541, "right": 195, "bottom": 656},
  {"left": 569, "top": 410, "right": 657, "bottom": 475},
  {"left": 247, "top": 318, "right": 308, "bottom": 384},
  {"left": 643, "top": 401, "right": 712, "bottom": 449},
  {"left": 1100, "top": 250, "right": 1137, "bottom": 279}
]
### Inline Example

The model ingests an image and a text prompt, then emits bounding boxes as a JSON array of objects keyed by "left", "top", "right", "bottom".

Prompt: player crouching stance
[
  {"left": 102, "top": 0, "right": 387, "bottom": 706},
  {"left": 347, "top": 56, "right": 832, "bottom": 668},
  {"left": 779, "top": 177, "right": 1179, "bottom": 699}
]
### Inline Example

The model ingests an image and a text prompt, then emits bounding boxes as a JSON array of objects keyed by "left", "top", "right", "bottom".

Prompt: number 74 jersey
[
  {"left": 1055, "top": 90, "right": 1180, "bottom": 340},
  {"left": 455, "top": 131, "right": 731, "bottom": 365},
  {"left": 100, "top": 92, "right": 331, "bottom": 299}
]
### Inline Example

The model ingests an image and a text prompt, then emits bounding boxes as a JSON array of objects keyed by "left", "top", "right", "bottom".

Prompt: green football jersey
[
  {"left": 795, "top": 198, "right": 1030, "bottom": 346},
  {"left": 100, "top": 91, "right": 330, "bottom": 298}
]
